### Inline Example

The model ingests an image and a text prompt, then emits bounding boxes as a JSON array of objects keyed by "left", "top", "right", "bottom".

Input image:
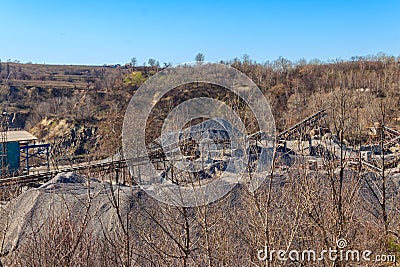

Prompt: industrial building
[{"left": 0, "top": 130, "right": 37, "bottom": 175}]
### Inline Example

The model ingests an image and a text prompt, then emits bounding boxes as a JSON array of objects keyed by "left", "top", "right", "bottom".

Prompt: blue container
[{"left": 0, "top": 142, "right": 20, "bottom": 174}]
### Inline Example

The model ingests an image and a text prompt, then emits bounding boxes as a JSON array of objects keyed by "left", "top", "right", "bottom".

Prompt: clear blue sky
[{"left": 0, "top": 0, "right": 399, "bottom": 65}]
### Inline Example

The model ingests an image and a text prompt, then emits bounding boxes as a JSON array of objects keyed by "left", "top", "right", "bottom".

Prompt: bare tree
[
  {"left": 195, "top": 53, "right": 205, "bottom": 63},
  {"left": 148, "top": 58, "right": 156, "bottom": 68},
  {"left": 130, "top": 57, "right": 137, "bottom": 67}
]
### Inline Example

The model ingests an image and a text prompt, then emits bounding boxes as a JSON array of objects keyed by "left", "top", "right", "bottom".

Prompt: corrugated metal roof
[{"left": 0, "top": 131, "right": 37, "bottom": 143}]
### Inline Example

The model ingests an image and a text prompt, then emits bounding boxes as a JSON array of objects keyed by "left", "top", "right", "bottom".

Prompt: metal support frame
[
  {"left": 382, "top": 126, "right": 400, "bottom": 149},
  {"left": 20, "top": 143, "right": 50, "bottom": 174},
  {"left": 278, "top": 109, "right": 327, "bottom": 140},
  {"left": 0, "top": 112, "right": 9, "bottom": 176}
]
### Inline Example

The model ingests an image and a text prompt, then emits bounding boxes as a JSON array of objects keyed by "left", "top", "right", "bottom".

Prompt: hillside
[{"left": 0, "top": 56, "right": 399, "bottom": 162}]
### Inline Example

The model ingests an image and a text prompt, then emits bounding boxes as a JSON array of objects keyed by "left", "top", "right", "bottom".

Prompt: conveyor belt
[
  {"left": 278, "top": 109, "right": 327, "bottom": 140},
  {"left": 0, "top": 144, "right": 172, "bottom": 187},
  {"left": 361, "top": 160, "right": 383, "bottom": 173},
  {"left": 0, "top": 159, "right": 128, "bottom": 187}
]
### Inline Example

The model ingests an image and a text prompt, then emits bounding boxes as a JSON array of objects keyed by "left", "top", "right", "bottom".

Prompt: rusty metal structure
[
  {"left": 277, "top": 109, "right": 327, "bottom": 141},
  {"left": 382, "top": 126, "right": 400, "bottom": 149},
  {"left": 361, "top": 124, "right": 400, "bottom": 173},
  {"left": 1, "top": 111, "right": 9, "bottom": 176}
]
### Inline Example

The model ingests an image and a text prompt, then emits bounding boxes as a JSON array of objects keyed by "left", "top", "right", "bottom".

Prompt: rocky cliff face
[{"left": 30, "top": 118, "right": 102, "bottom": 163}]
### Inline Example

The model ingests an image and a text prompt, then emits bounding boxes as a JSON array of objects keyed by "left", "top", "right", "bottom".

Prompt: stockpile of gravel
[{"left": 0, "top": 172, "right": 139, "bottom": 257}]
